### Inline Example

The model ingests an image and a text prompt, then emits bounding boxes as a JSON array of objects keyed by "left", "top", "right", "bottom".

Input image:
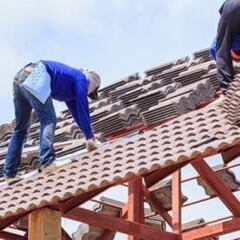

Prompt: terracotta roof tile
[
  {"left": 0, "top": 104, "right": 240, "bottom": 220},
  {"left": 192, "top": 48, "right": 212, "bottom": 63}
]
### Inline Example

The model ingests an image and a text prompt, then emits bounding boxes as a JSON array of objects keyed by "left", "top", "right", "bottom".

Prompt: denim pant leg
[
  {"left": 21, "top": 87, "right": 57, "bottom": 167},
  {"left": 4, "top": 84, "right": 32, "bottom": 177}
]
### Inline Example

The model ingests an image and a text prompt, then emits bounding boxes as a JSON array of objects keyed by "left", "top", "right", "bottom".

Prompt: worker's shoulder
[{"left": 40, "top": 60, "right": 72, "bottom": 69}]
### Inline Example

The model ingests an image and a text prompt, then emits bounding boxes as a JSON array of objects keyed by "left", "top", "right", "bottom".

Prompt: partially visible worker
[
  {"left": 210, "top": 0, "right": 240, "bottom": 96},
  {"left": 4, "top": 61, "right": 101, "bottom": 185}
]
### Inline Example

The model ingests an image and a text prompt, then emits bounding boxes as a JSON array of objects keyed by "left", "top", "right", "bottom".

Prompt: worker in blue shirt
[
  {"left": 210, "top": 0, "right": 240, "bottom": 99},
  {"left": 4, "top": 61, "right": 101, "bottom": 185}
]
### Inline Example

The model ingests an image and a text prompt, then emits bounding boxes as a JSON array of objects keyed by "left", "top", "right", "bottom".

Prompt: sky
[
  {"left": 2, "top": 0, "right": 239, "bottom": 239},
  {"left": 0, "top": 0, "right": 221, "bottom": 125}
]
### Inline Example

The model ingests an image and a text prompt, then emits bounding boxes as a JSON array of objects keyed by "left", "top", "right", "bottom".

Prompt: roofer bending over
[
  {"left": 4, "top": 61, "right": 101, "bottom": 185},
  {"left": 210, "top": 0, "right": 240, "bottom": 103}
]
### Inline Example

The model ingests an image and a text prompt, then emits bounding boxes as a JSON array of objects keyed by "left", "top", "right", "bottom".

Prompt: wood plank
[
  {"left": 143, "top": 187, "right": 172, "bottom": 227},
  {"left": 192, "top": 157, "right": 240, "bottom": 216},
  {"left": 28, "top": 208, "right": 61, "bottom": 240},
  {"left": 182, "top": 218, "right": 240, "bottom": 240},
  {"left": 65, "top": 207, "right": 178, "bottom": 240},
  {"left": 172, "top": 170, "right": 182, "bottom": 234},
  {"left": 128, "top": 178, "right": 144, "bottom": 240}
]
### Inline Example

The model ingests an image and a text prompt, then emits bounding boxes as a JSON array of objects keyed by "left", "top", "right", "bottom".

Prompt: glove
[{"left": 86, "top": 138, "right": 97, "bottom": 152}]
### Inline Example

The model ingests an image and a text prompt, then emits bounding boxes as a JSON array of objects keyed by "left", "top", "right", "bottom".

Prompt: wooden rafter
[
  {"left": 0, "top": 231, "right": 27, "bottom": 240},
  {"left": 0, "top": 213, "right": 27, "bottom": 231},
  {"left": 65, "top": 207, "right": 179, "bottom": 240},
  {"left": 58, "top": 186, "right": 109, "bottom": 213},
  {"left": 182, "top": 217, "right": 240, "bottom": 240},
  {"left": 221, "top": 145, "right": 240, "bottom": 164},
  {"left": 192, "top": 157, "right": 240, "bottom": 216},
  {"left": 144, "top": 161, "right": 191, "bottom": 188}
]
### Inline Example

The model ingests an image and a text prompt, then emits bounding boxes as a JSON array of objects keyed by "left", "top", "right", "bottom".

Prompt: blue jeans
[{"left": 4, "top": 66, "right": 56, "bottom": 177}]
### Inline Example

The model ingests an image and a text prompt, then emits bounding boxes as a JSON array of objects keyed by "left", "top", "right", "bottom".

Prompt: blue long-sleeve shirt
[{"left": 41, "top": 60, "right": 94, "bottom": 140}]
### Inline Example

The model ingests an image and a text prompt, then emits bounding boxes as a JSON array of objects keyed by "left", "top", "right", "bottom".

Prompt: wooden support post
[
  {"left": 172, "top": 170, "right": 182, "bottom": 234},
  {"left": 128, "top": 178, "right": 145, "bottom": 240},
  {"left": 28, "top": 208, "right": 61, "bottom": 240},
  {"left": 192, "top": 157, "right": 240, "bottom": 216}
]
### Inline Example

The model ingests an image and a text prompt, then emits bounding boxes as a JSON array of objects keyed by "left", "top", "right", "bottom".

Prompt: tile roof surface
[
  {"left": 0, "top": 48, "right": 240, "bottom": 235},
  {"left": 0, "top": 105, "right": 240, "bottom": 220}
]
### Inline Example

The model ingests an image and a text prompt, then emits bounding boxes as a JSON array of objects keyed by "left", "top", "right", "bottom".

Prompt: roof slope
[
  {"left": 0, "top": 105, "right": 240, "bottom": 221},
  {"left": 1, "top": 48, "right": 240, "bottom": 230}
]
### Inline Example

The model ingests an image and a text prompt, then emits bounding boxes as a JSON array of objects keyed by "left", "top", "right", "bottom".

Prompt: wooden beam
[
  {"left": 0, "top": 213, "right": 27, "bottom": 231},
  {"left": 65, "top": 207, "right": 178, "bottom": 240},
  {"left": 59, "top": 187, "right": 109, "bottom": 213},
  {"left": 182, "top": 218, "right": 240, "bottom": 240},
  {"left": 192, "top": 157, "right": 240, "bottom": 216},
  {"left": 144, "top": 161, "right": 190, "bottom": 188},
  {"left": 172, "top": 170, "right": 182, "bottom": 234},
  {"left": 143, "top": 186, "right": 172, "bottom": 227},
  {"left": 221, "top": 145, "right": 240, "bottom": 164},
  {"left": 28, "top": 208, "right": 61, "bottom": 240},
  {"left": 128, "top": 178, "right": 145, "bottom": 240},
  {"left": 0, "top": 231, "right": 27, "bottom": 240}
]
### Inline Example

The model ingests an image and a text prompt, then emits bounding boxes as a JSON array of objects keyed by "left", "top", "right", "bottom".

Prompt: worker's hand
[{"left": 86, "top": 138, "right": 97, "bottom": 152}]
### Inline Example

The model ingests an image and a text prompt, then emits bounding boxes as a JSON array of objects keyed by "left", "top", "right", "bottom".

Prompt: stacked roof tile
[
  {"left": 224, "top": 74, "right": 240, "bottom": 125},
  {"left": 0, "top": 49, "right": 222, "bottom": 180}
]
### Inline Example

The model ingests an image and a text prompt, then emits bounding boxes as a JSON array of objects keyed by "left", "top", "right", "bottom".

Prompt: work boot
[
  {"left": 5, "top": 176, "right": 23, "bottom": 185},
  {"left": 41, "top": 159, "right": 72, "bottom": 174},
  {"left": 209, "top": 94, "right": 225, "bottom": 107},
  {"left": 86, "top": 138, "right": 97, "bottom": 152}
]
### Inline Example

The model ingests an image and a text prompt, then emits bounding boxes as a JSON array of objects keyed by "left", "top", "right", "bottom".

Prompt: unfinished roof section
[{"left": 1, "top": 49, "right": 240, "bottom": 239}]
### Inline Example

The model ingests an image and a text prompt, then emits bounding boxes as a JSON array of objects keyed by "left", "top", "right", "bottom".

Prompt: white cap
[{"left": 83, "top": 69, "right": 101, "bottom": 100}]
